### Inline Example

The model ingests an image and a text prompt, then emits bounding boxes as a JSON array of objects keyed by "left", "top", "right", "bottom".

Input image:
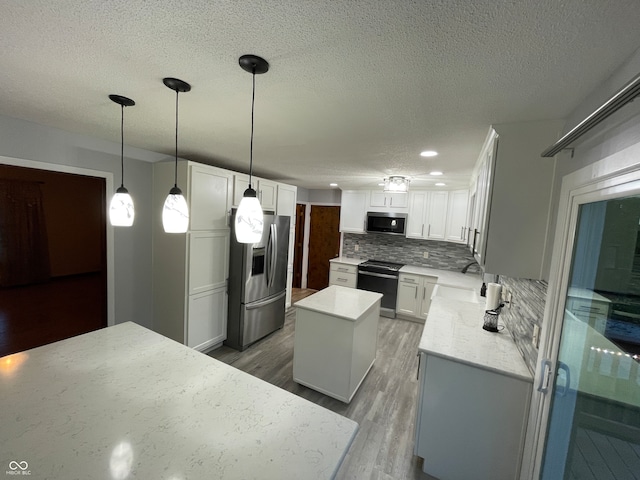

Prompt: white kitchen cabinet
[
  {"left": 369, "top": 191, "right": 409, "bottom": 209},
  {"left": 406, "top": 191, "right": 448, "bottom": 240},
  {"left": 396, "top": 273, "right": 436, "bottom": 319},
  {"left": 152, "top": 160, "right": 231, "bottom": 352},
  {"left": 188, "top": 231, "right": 229, "bottom": 295},
  {"left": 276, "top": 183, "right": 297, "bottom": 223},
  {"left": 232, "top": 175, "right": 277, "bottom": 211},
  {"left": 187, "top": 288, "right": 227, "bottom": 350},
  {"left": 328, "top": 262, "right": 358, "bottom": 288},
  {"left": 406, "top": 191, "right": 428, "bottom": 238},
  {"left": 415, "top": 352, "right": 531, "bottom": 480},
  {"left": 339, "top": 190, "right": 369, "bottom": 233},
  {"left": 472, "top": 120, "right": 563, "bottom": 279},
  {"left": 188, "top": 164, "right": 233, "bottom": 230},
  {"left": 445, "top": 189, "right": 469, "bottom": 243}
]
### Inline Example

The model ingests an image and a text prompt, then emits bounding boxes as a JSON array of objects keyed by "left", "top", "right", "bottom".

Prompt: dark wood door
[
  {"left": 307, "top": 205, "right": 341, "bottom": 290},
  {"left": 292, "top": 203, "right": 306, "bottom": 288}
]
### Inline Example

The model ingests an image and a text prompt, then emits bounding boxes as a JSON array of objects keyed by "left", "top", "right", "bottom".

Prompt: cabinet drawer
[
  {"left": 329, "top": 270, "right": 357, "bottom": 288},
  {"left": 399, "top": 273, "right": 421, "bottom": 284},
  {"left": 330, "top": 263, "right": 358, "bottom": 275}
]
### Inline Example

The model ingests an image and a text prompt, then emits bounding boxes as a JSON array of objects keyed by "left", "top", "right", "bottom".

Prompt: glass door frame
[{"left": 521, "top": 145, "right": 640, "bottom": 479}]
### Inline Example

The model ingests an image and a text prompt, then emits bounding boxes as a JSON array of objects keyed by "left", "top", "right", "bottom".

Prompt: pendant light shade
[
  {"left": 162, "top": 77, "right": 191, "bottom": 233},
  {"left": 108, "top": 94, "right": 135, "bottom": 227},
  {"left": 235, "top": 54, "right": 269, "bottom": 244}
]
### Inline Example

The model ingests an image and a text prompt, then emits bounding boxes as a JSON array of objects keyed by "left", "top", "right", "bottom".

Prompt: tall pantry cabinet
[
  {"left": 152, "top": 160, "right": 298, "bottom": 352},
  {"left": 152, "top": 161, "right": 232, "bottom": 352}
]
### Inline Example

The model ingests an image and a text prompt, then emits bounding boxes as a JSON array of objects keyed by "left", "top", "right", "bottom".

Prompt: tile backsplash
[
  {"left": 498, "top": 276, "right": 547, "bottom": 375},
  {"left": 342, "top": 233, "right": 477, "bottom": 272}
]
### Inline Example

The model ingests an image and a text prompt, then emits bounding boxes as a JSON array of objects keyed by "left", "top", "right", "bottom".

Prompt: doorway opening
[{"left": 0, "top": 163, "right": 109, "bottom": 357}]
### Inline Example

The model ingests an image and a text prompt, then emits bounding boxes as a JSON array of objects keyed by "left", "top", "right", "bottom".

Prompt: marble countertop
[
  {"left": 296, "top": 285, "right": 382, "bottom": 321},
  {"left": 0, "top": 322, "right": 358, "bottom": 480},
  {"left": 400, "top": 265, "right": 483, "bottom": 291},
  {"left": 419, "top": 297, "right": 532, "bottom": 382},
  {"left": 329, "top": 256, "right": 365, "bottom": 266}
]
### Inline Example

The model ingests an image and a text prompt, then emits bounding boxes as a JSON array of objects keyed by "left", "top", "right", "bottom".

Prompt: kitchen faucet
[{"left": 461, "top": 261, "right": 480, "bottom": 274}]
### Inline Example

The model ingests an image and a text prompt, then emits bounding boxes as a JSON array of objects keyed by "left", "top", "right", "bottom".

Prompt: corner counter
[{"left": 415, "top": 294, "right": 533, "bottom": 480}]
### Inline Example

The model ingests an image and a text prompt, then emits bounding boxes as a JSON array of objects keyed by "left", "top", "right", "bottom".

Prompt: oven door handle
[{"left": 358, "top": 270, "right": 397, "bottom": 280}]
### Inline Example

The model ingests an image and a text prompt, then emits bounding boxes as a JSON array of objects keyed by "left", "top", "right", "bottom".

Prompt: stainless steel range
[{"left": 357, "top": 259, "right": 405, "bottom": 318}]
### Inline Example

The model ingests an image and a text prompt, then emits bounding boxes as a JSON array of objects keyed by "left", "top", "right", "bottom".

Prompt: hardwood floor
[
  {"left": 208, "top": 305, "right": 437, "bottom": 479},
  {"left": 0, "top": 272, "right": 106, "bottom": 357},
  {"left": 291, "top": 287, "right": 317, "bottom": 304}
]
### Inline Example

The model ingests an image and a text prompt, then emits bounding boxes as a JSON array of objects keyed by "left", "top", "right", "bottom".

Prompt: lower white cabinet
[
  {"left": 187, "top": 288, "right": 227, "bottom": 350},
  {"left": 396, "top": 273, "right": 436, "bottom": 319},
  {"left": 328, "top": 262, "right": 358, "bottom": 288},
  {"left": 415, "top": 353, "right": 531, "bottom": 480}
]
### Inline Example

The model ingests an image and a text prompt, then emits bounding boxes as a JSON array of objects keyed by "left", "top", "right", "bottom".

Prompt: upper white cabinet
[
  {"left": 189, "top": 164, "right": 232, "bottom": 230},
  {"left": 232, "top": 175, "right": 277, "bottom": 211},
  {"left": 445, "top": 189, "right": 470, "bottom": 243},
  {"left": 276, "top": 183, "right": 297, "bottom": 222},
  {"left": 472, "top": 120, "right": 563, "bottom": 279},
  {"left": 370, "top": 191, "right": 409, "bottom": 210},
  {"left": 339, "top": 190, "right": 369, "bottom": 233},
  {"left": 405, "top": 191, "right": 453, "bottom": 241}
]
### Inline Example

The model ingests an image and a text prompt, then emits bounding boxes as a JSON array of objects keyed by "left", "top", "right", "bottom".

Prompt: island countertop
[
  {"left": 295, "top": 285, "right": 382, "bottom": 321},
  {"left": 0, "top": 322, "right": 358, "bottom": 479},
  {"left": 419, "top": 297, "right": 532, "bottom": 382}
]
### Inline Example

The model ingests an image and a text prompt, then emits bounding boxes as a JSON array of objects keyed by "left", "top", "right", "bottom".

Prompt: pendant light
[
  {"left": 235, "top": 54, "right": 269, "bottom": 244},
  {"left": 162, "top": 77, "right": 191, "bottom": 233},
  {"left": 383, "top": 175, "right": 410, "bottom": 193},
  {"left": 108, "top": 94, "right": 135, "bottom": 227}
]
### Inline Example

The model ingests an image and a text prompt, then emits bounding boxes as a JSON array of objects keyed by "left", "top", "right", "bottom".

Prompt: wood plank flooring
[{"left": 208, "top": 300, "right": 437, "bottom": 479}]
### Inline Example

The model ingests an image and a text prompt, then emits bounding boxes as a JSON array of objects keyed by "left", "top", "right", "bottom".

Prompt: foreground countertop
[
  {"left": 0, "top": 322, "right": 358, "bottom": 480},
  {"left": 420, "top": 297, "right": 532, "bottom": 382},
  {"left": 296, "top": 285, "right": 382, "bottom": 321}
]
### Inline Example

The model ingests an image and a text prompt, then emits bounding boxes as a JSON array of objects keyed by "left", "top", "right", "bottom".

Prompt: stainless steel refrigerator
[{"left": 225, "top": 212, "right": 290, "bottom": 351}]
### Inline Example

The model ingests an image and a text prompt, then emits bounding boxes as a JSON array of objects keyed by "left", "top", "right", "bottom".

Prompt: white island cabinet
[
  {"left": 293, "top": 285, "right": 382, "bottom": 403},
  {"left": 415, "top": 296, "right": 533, "bottom": 480},
  {"left": 1, "top": 322, "right": 358, "bottom": 480}
]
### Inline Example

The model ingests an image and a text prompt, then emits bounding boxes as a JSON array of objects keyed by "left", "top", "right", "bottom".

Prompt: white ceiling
[{"left": 1, "top": 1, "right": 639, "bottom": 190}]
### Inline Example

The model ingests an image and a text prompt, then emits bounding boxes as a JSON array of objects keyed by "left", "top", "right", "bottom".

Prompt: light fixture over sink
[{"left": 383, "top": 175, "right": 410, "bottom": 193}]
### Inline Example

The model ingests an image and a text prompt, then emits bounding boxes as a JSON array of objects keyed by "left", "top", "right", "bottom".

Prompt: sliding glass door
[{"left": 538, "top": 189, "right": 640, "bottom": 478}]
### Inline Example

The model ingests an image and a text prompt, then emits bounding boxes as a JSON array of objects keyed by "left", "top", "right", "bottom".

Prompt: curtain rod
[{"left": 541, "top": 71, "right": 640, "bottom": 157}]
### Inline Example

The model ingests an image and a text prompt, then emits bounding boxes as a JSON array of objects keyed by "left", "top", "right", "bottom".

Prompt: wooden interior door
[
  {"left": 307, "top": 205, "right": 341, "bottom": 290},
  {"left": 292, "top": 203, "right": 306, "bottom": 288}
]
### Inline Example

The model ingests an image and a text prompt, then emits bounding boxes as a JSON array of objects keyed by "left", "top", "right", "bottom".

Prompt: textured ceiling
[{"left": 1, "top": 1, "right": 639, "bottom": 190}]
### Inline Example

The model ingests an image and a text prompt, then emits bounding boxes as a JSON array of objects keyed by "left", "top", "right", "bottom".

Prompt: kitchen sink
[{"left": 432, "top": 284, "right": 482, "bottom": 304}]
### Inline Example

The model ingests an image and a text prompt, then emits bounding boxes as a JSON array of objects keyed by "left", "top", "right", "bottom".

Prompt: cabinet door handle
[
  {"left": 414, "top": 286, "right": 418, "bottom": 299},
  {"left": 428, "top": 224, "right": 431, "bottom": 237},
  {"left": 390, "top": 197, "right": 393, "bottom": 206},
  {"left": 417, "top": 353, "right": 421, "bottom": 380},
  {"left": 423, "top": 286, "right": 426, "bottom": 300},
  {"left": 421, "top": 224, "right": 424, "bottom": 236},
  {"left": 385, "top": 197, "right": 387, "bottom": 206},
  {"left": 337, "top": 267, "right": 349, "bottom": 272},
  {"left": 337, "top": 278, "right": 348, "bottom": 282},
  {"left": 461, "top": 226, "right": 464, "bottom": 239}
]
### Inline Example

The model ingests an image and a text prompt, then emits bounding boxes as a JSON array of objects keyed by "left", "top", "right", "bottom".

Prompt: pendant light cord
[
  {"left": 174, "top": 89, "right": 179, "bottom": 188},
  {"left": 119, "top": 104, "right": 125, "bottom": 188},
  {"left": 249, "top": 65, "right": 256, "bottom": 188}
]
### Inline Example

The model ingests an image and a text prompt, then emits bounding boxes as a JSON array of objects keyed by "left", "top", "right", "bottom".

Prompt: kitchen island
[
  {"left": 0, "top": 322, "right": 358, "bottom": 480},
  {"left": 293, "top": 285, "right": 382, "bottom": 403}
]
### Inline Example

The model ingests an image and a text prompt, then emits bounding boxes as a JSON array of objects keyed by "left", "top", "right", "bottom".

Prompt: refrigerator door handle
[
  {"left": 270, "top": 223, "right": 278, "bottom": 288},
  {"left": 245, "top": 290, "right": 286, "bottom": 310}
]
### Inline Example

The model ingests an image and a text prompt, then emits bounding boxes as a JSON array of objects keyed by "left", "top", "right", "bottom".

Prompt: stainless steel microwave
[{"left": 366, "top": 212, "right": 407, "bottom": 235}]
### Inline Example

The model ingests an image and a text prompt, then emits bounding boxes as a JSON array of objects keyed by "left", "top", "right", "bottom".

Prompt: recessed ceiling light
[
  {"left": 329, "top": 183, "right": 338, "bottom": 187},
  {"left": 430, "top": 171, "right": 443, "bottom": 176},
  {"left": 420, "top": 150, "right": 438, "bottom": 157},
  {"left": 435, "top": 182, "right": 446, "bottom": 186}
]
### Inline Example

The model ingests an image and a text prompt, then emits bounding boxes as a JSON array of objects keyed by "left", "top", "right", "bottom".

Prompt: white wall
[
  {"left": 0, "top": 114, "right": 168, "bottom": 329},
  {"left": 544, "top": 47, "right": 640, "bottom": 275}
]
